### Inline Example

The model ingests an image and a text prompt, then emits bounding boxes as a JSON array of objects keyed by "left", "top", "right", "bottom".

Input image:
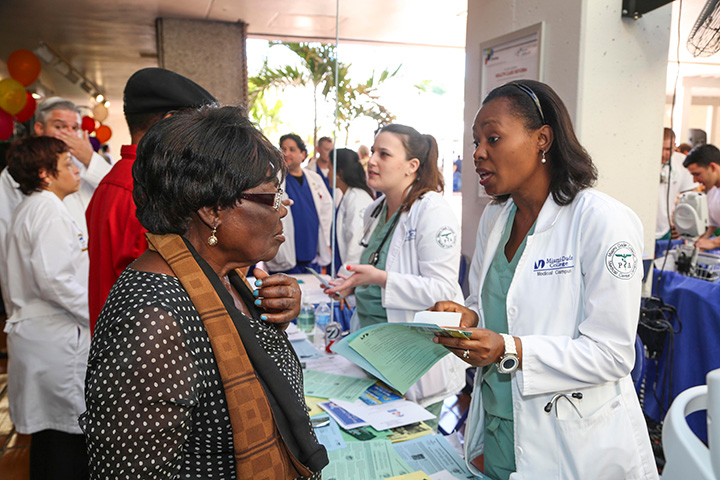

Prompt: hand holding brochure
[{"left": 330, "top": 312, "right": 472, "bottom": 394}]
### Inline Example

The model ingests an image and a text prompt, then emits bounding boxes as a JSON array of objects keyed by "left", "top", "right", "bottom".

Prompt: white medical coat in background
[
  {"left": 336, "top": 187, "right": 373, "bottom": 277},
  {"left": 463, "top": 189, "right": 658, "bottom": 479},
  {"left": 0, "top": 151, "right": 109, "bottom": 312},
  {"left": 705, "top": 186, "right": 720, "bottom": 229},
  {"left": 656, "top": 151, "right": 696, "bottom": 239},
  {"left": 352, "top": 191, "right": 467, "bottom": 407},
  {"left": 266, "top": 169, "right": 333, "bottom": 272},
  {"left": 4, "top": 190, "right": 90, "bottom": 435}
]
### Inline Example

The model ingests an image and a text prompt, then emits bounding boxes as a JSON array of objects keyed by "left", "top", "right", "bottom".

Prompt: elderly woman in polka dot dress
[{"left": 80, "top": 106, "right": 328, "bottom": 479}]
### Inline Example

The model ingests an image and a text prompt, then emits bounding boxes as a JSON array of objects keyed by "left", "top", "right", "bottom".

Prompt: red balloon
[
  {"left": 81, "top": 115, "right": 96, "bottom": 134},
  {"left": 14, "top": 92, "right": 36, "bottom": 123},
  {"left": 0, "top": 109, "right": 13, "bottom": 140},
  {"left": 7, "top": 50, "right": 42, "bottom": 87},
  {"left": 95, "top": 124, "right": 112, "bottom": 143}
]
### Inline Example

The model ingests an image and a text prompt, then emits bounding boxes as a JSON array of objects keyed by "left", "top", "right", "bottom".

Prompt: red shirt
[{"left": 86, "top": 145, "right": 147, "bottom": 334}]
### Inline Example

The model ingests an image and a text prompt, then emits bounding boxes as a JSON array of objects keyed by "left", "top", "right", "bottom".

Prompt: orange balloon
[
  {"left": 7, "top": 49, "right": 42, "bottom": 86},
  {"left": 95, "top": 124, "right": 112, "bottom": 143},
  {"left": 0, "top": 78, "right": 27, "bottom": 115},
  {"left": 14, "top": 91, "right": 36, "bottom": 123}
]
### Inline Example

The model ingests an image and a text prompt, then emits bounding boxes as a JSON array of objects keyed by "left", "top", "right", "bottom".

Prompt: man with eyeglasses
[
  {"left": 656, "top": 127, "right": 697, "bottom": 240},
  {"left": 266, "top": 133, "right": 333, "bottom": 275},
  {"left": 85, "top": 68, "right": 216, "bottom": 334},
  {"left": 0, "top": 97, "right": 112, "bottom": 320}
]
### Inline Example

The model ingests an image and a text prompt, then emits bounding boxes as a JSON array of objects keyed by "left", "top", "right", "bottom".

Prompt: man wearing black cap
[{"left": 85, "top": 68, "right": 216, "bottom": 333}]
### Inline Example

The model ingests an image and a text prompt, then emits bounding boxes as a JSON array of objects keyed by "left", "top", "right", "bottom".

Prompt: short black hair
[
  {"left": 279, "top": 133, "right": 307, "bottom": 154},
  {"left": 334, "top": 148, "right": 372, "bottom": 197},
  {"left": 133, "top": 105, "right": 286, "bottom": 235},
  {"left": 7, "top": 136, "right": 68, "bottom": 195},
  {"left": 125, "top": 111, "right": 166, "bottom": 139},
  {"left": 683, "top": 144, "right": 720, "bottom": 168},
  {"left": 482, "top": 80, "right": 597, "bottom": 205}
]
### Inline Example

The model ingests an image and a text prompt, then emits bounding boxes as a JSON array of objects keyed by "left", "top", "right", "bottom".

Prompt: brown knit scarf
[{"left": 146, "top": 232, "right": 322, "bottom": 479}]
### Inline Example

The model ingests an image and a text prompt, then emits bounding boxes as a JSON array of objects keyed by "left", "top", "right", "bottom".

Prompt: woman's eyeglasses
[
  {"left": 239, "top": 188, "right": 284, "bottom": 211},
  {"left": 509, "top": 82, "right": 547, "bottom": 125}
]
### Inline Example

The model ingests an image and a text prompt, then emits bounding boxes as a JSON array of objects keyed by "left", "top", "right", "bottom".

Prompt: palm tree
[
  {"left": 335, "top": 64, "right": 400, "bottom": 143},
  {"left": 248, "top": 42, "right": 399, "bottom": 147},
  {"left": 248, "top": 95, "right": 285, "bottom": 139}
]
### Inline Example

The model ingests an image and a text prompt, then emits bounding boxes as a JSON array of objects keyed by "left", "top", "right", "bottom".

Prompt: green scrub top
[
  {"left": 355, "top": 203, "right": 401, "bottom": 330},
  {"left": 480, "top": 204, "right": 535, "bottom": 480}
]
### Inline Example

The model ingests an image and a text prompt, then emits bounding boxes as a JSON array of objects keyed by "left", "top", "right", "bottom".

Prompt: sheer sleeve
[{"left": 81, "top": 304, "right": 202, "bottom": 479}]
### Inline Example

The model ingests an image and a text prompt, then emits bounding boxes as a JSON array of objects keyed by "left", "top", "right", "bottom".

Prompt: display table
[
  {"left": 644, "top": 268, "right": 720, "bottom": 442},
  {"left": 654, "top": 238, "right": 683, "bottom": 258},
  {"left": 293, "top": 273, "right": 354, "bottom": 332},
  {"left": 291, "top": 335, "right": 478, "bottom": 479},
  {"left": 249, "top": 273, "right": 355, "bottom": 332}
]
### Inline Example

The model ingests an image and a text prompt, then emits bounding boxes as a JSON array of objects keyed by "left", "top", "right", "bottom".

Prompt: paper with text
[
  {"left": 343, "top": 323, "right": 471, "bottom": 393},
  {"left": 303, "top": 369, "right": 376, "bottom": 402}
]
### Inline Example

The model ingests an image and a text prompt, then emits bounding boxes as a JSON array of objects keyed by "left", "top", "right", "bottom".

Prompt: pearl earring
[
  {"left": 207, "top": 225, "right": 218, "bottom": 246},
  {"left": 541, "top": 150, "right": 547, "bottom": 164}
]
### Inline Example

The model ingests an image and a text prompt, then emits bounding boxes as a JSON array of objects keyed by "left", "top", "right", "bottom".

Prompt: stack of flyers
[
  {"left": 322, "top": 398, "right": 435, "bottom": 431},
  {"left": 360, "top": 383, "right": 403, "bottom": 405},
  {"left": 319, "top": 400, "right": 368, "bottom": 429}
]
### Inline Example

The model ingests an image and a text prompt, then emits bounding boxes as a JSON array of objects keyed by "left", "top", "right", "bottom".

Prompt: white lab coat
[
  {"left": 336, "top": 187, "right": 374, "bottom": 277},
  {"left": 266, "top": 169, "right": 333, "bottom": 272},
  {"left": 706, "top": 186, "right": 720, "bottom": 228},
  {"left": 305, "top": 158, "right": 329, "bottom": 177},
  {"left": 463, "top": 189, "right": 657, "bottom": 479},
  {"left": 305, "top": 159, "right": 343, "bottom": 204},
  {"left": 656, "top": 151, "right": 697, "bottom": 239},
  {"left": 4, "top": 190, "right": 90, "bottom": 434},
  {"left": 0, "top": 152, "right": 109, "bottom": 313},
  {"left": 352, "top": 191, "right": 467, "bottom": 407}
]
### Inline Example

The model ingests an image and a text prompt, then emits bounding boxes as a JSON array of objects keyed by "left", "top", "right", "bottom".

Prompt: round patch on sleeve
[
  {"left": 436, "top": 226, "right": 457, "bottom": 249},
  {"left": 605, "top": 241, "right": 638, "bottom": 280}
]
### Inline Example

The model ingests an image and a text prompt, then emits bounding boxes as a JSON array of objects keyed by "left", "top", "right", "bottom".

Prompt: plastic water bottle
[
  {"left": 297, "top": 299, "right": 315, "bottom": 337},
  {"left": 314, "top": 302, "right": 331, "bottom": 347}
]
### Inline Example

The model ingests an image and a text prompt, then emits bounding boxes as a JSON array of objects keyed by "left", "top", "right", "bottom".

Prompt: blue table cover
[
  {"left": 645, "top": 268, "right": 720, "bottom": 442},
  {"left": 654, "top": 239, "right": 683, "bottom": 258}
]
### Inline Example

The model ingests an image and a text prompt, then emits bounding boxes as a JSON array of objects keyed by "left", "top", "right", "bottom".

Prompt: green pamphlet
[{"left": 331, "top": 322, "right": 471, "bottom": 394}]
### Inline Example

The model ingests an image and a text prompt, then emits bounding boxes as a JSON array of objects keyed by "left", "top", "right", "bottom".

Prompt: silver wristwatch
[{"left": 497, "top": 333, "right": 519, "bottom": 374}]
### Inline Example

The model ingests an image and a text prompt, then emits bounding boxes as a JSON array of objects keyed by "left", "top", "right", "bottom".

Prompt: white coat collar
[
  {"left": 495, "top": 192, "right": 562, "bottom": 235},
  {"left": 37, "top": 189, "right": 65, "bottom": 206},
  {"left": 534, "top": 192, "right": 563, "bottom": 233}
]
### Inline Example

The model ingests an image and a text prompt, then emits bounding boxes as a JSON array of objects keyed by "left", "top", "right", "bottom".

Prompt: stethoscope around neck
[{"left": 359, "top": 199, "right": 402, "bottom": 266}]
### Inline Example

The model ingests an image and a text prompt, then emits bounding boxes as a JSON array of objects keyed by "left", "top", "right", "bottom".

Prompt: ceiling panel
[{"left": 0, "top": 0, "right": 467, "bottom": 106}]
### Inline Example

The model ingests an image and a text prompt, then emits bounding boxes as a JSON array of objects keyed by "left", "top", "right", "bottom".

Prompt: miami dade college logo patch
[{"left": 605, "top": 241, "right": 637, "bottom": 280}]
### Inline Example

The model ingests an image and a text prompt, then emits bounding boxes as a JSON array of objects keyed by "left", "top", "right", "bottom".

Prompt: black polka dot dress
[{"left": 80, "top": 268, "right": 316, "bottom": 479}]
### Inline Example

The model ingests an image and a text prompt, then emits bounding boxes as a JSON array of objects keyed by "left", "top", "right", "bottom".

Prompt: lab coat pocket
[{"left": 555, "top": 393, "right": 644, "bottom": 480}]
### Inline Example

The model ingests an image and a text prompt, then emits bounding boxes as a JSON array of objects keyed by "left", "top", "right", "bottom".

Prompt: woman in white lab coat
[
  {"left": 325, "top": 125, "right": 466, "bottom": 414},
  {"left": 332, "top": 148, "right": 374, "bottom": 276},
  {"left": 4, "top": 136, "right": 89, "bottom": 479},
  {"left": 432, "top": 81, "right": 657, "bottom": 479}
]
